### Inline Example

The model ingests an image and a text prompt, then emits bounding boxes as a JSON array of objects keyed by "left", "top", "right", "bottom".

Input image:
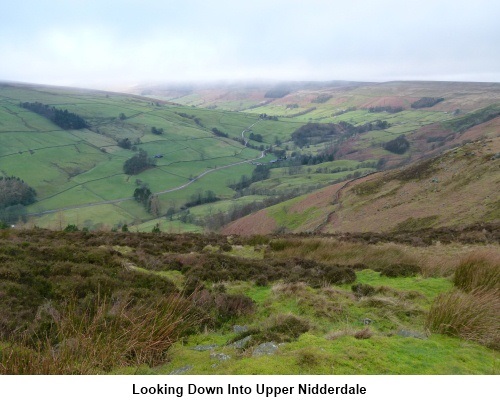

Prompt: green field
[{"left": 0, "top": 84, "right": 298, "bottom": 229}]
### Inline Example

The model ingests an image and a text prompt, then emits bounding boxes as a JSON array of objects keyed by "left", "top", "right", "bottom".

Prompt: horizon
[{"left": 3, "top": 77, "right": 500, "bottom": 95}]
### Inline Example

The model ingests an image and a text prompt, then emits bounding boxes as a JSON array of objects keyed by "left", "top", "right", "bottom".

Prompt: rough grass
[
  {"left": 453, "top": 252, "right": 500, "bottom": 292},
  {"left": 0, "top": 293, "right": 200, "bottom": 374},
  {"left": 426, "top": 289, "right": 500, "bottom": 350}
]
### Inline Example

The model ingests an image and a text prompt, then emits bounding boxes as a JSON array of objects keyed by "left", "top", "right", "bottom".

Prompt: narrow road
[
  {"left": 28, "top": 120, "right": 265, "bottom": 216},
  {"left": 240, "top": 119, "right": 261, "bottom": 146}
]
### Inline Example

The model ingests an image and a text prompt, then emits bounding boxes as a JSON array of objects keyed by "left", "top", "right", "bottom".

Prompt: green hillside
[{"left": 0, "top": 83, "right": 302, "bottom": 230}]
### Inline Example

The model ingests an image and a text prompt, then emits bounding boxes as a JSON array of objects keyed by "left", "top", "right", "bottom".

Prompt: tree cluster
[
  {"left": 445, "top": 104, "right": 500, "bottom": 133},
  {"left": 248, "top": 132, "right": 263, "bottom": 142},
  {"left": 368, "top": 106, "right": 403, "bottom": 113},
  {"left": 182, "top": 190, "right": 220, "bottom": 209},
  {"left": 117, "top": 138, "right": 132, "bottom": 149},
  {"left": 211, "top": 127, "right": 229, "bottom": 138},
  {"left": 151, "top": 126, "right": 164, "bottom": 135},
  {"left": 291, "top": 120, "right": 390, "bottom": 147},
  {"left": 0, "top": 176, "right": 36, "bottom": 224},
  {"left": 295, "top": 152, "right": 335, "bottom": 165},
  {"left": 229, "top": 165, "right": 271, "bottom": 191},
  {"left": 123, "top": 150, "right": 155, "bottom": 175},
  {"left": 133, "top": 184, "right": 161, "bottom": 215},
  {"left": 384, "top": 135, "right": 410, "bottom": 154},
  {"left": 259, "top": 113, "right": 278, "bottom": 121},
  {"left": 411, "top": 97, "right": 444, "bottom": 109},
  {"left": 0, "top": 176, "right": 36, "bottom": 208},
  {"left": 332, "top": 107, "right": 356, "bottom": 117},
  {"left": 20, "top": 102, "right": 87, "bottom": 130},
  {"left": 312, "top": 94, "right": 332, "bottom": 103}
]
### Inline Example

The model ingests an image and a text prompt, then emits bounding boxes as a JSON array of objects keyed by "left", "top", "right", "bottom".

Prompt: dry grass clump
[
  {"left": 0, "top": 293, "right": 200, "bottom": 374},
  {"left": 351, "top": 283, "right": 376, "bottom": 298},
  {"left": 426, "top": 289, "right": 500, "bottom": 350},
  {"left": 228, "top": 314, "right": 311, "bottom": 347},
  {"left": 354, "top": 328, "right": 373, "bottom": 340},
  {"left": 453, "top": 252, "right": 500, "bottom": 292},
  {"left": 272, "top": 282, "right": 310, "bottom": 297},
  {"left": 325, "top": 327, "right": 373, "bottom": 340}
]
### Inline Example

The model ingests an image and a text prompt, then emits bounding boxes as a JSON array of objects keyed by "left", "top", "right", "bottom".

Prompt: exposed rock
[
  {"left": 210, "top": 353, "right": 231, "bottom": 362},
  {"left": 233, "top": 325, "right": 249, "bottom": 333},
  {"left": 252, "top": 342, "right": 279, "bottom": 357},
  {"left": 230, "top": 335, "right": 252, "bottom": 349},
  {"left": 169, "top": 365, "right": 193, "bottom": 375},
  {"left": 192, "top": 344, "right": 218, "bottom": 351}
]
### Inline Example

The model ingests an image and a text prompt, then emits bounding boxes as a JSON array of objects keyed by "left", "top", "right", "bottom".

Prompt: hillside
[
  {"left": 0, "top": 81, "right": 499, "bottom": 232},
  {"left": 223, "top": 137, "right": 500, "bottom": 235},
  {"left": 0, "top": 83, "right": 299, "bottom": 230}
]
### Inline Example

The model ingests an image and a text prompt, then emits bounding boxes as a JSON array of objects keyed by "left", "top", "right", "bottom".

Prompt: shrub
[
  {"left": 265, "top": 314, "right": 311, "bottom": 339},
  {"left": 213, "top": 293, "right": 255, "bottom": 321},
  {"left": 453, "top": 252, "right": 500, "bottom": 293},
  {"left": 354, "top": 327, "right": 373, "bottom": 339},
  {"left": 378, "top": 263, "right": 420, "bottom": 277},
  {"left": 351, "top": 283, "right": 376, "bottom": 297},
  {"left": 426, "top": 289, "right": 500, "bottom": 350}
]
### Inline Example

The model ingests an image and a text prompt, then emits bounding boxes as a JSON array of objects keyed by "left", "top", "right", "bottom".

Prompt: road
[{"left": 29, "top": 120, "right": 266, "bottom": 216}]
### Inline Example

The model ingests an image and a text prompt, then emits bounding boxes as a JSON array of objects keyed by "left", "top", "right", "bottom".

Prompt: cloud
[{"left": 1, "top": 0, "right": 499, "bottom": 87}]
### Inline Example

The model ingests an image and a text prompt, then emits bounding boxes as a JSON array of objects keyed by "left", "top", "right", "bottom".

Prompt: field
[{"left": 0, "top": 83, "right": 303, "bottom": 229}]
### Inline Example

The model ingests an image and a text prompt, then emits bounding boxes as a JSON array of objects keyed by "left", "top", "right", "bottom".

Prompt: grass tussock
[
  {"left": 426, "top": 289, "right": 500, "bottom": 350},
  {"left": 0, "top": 294, "right": 200, "bottom": 374},
  {"left": 228, "top": 314, "right": 311, "bottom": 347},
  {"left": 453, "top": 252, "right": 500, "bottom": 292},
  {"left": 325, "top": 326, "right": 373, "bottom": 341}
]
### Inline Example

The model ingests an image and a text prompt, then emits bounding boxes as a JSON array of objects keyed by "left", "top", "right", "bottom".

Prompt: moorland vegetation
[{"left": 0, "top": 227, "right": 497, "bottom": 374}]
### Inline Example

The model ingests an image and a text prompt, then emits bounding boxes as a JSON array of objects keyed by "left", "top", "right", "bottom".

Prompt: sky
[{"left": 1, "top": 0, "right": 499, "bottom": 89}]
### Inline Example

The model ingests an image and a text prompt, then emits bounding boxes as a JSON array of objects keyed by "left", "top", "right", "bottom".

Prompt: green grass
[{"left": 0, "top": 85, "right": 285, "bottom": 229}]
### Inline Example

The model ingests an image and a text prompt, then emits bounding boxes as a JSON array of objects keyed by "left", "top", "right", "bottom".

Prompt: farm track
[{"left": 313, "top": 170, "right": 379, "bottom": 233}]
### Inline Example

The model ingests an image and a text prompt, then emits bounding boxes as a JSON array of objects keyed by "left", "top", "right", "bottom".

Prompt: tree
[
  {"left": 124, "top": 150, "right": 155, "bottom": 175},
  {"left": 166, "top": 207, "right": 176, "bottom": 221},
  {"left": 148, "top": 195, "right": 161, "bottom": 217},
  {"left": 384, "top": 135, "right": 410, "bottom": 154},
  {"left": 133, "top": 185, "right": 152, "bottom": 205},
  {"left": 117, "top": 138, "right": 132, "bottom": 149}
]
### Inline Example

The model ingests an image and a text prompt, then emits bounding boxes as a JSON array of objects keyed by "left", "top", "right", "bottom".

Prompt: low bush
[
  {"left": 426, "top": 289, "right": 500, "bottom": 350},
  {"left": 453, "top": 252, "right": 500, "bottom": 293},
  {"left": 354, "top": 328, "right": 373, "bottom": 339},
  {"left": 228, "top": 314, "right": 311, "bottom": 346},
  {"left": 351, "top": 283, "right": 376, "bottom": 297}
]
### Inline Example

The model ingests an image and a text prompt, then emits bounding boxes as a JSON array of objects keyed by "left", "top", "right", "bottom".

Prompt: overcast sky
[{"left": 2, "top": 0, "right": 499, "bottom": 89}]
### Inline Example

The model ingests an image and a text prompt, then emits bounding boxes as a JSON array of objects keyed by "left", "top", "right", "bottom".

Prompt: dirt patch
[
  {"left": 222, "top": 209, "right": 277, "bottom": 235},
  {"left": 289, "top": 182, "right": 346, "bottom": 213}
]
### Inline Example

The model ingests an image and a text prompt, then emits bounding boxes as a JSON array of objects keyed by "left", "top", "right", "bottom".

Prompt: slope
[{"left": 222, "top": 136, "right": 500, "bottom": 235}]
